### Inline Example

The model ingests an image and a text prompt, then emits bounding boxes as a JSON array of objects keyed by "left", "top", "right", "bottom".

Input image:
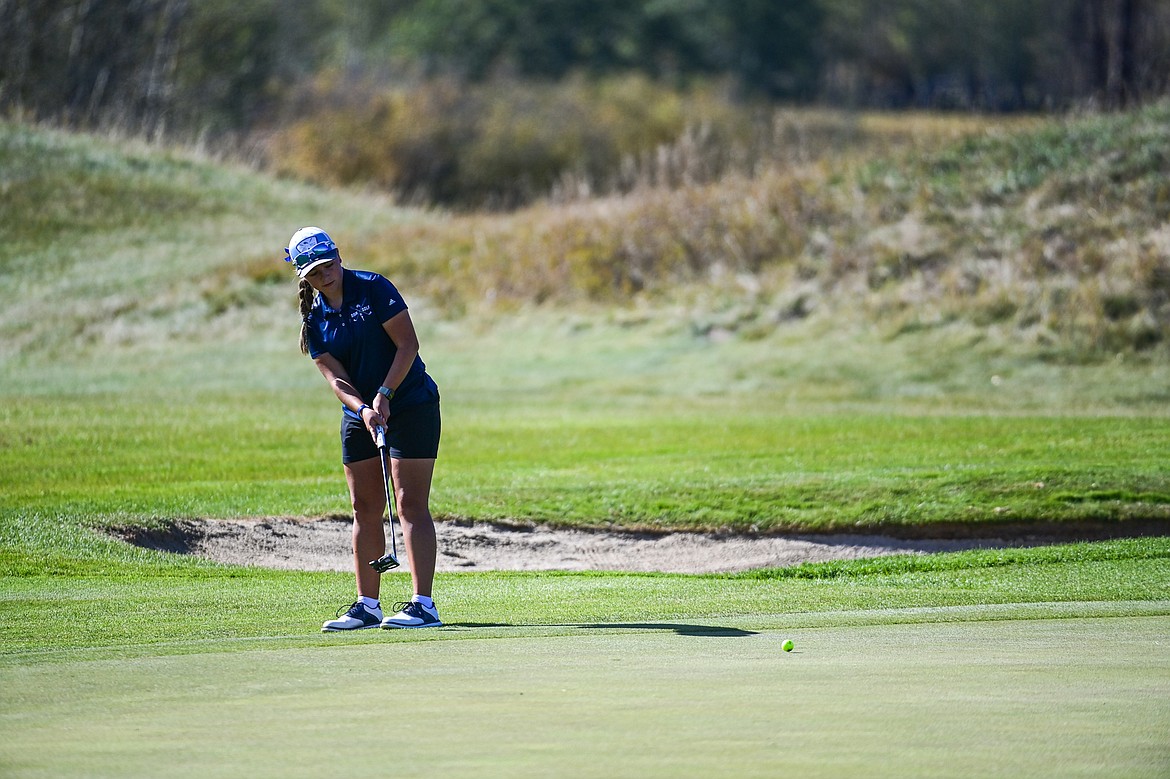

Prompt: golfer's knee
[
  {"left": 395, "top": 492, "right": 431, "bottom": 526},
  {"left": 351, "top": 493, "right": 384, "bottom": 522}
]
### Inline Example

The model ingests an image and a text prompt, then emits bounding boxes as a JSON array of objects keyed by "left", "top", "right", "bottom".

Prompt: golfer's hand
[
  {"left": 360, "top": 405, "right": 385, "bottom": 440},
  {"left": 372, "top": 392, "right": 392, "bottom": 424}
]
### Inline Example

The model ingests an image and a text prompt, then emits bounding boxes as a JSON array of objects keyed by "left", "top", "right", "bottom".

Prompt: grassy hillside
[
  {"left": 323, "top": 103, "right": 1169, "bottom": 360},
  {"left": 0, "top": 122, "right": 423, "bottom": 362},
  {"left": 5, "top": 106, "right": 1167, "bottom": 369}
]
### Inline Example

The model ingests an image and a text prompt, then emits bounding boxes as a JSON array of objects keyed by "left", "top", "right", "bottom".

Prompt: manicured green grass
[
  {"left": 2, "top": 611, "right": 1168, "bottom": 778},
  {"left": 3, "top": 388, "right": 1169, "bottom": 534},
  {"left": 3, "top": 533, "right": 1168, "bottom": 776},
  {"left": 2, "top": 537, "right": 1167, "bottom": 659},
  {"left": 4, "top": 307, "right": 1170, "bottom": 535},
  {"left": 2, "top": 536, "right": 1168, "bottom": 777}
]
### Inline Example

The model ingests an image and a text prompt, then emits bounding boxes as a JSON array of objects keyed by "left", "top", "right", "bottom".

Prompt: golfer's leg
[
  {"left": 392, "top": 457, "right": 437, "bottom": 598},
  {"left": 345, "top": 457, "right": 387, "bottom": 600}
]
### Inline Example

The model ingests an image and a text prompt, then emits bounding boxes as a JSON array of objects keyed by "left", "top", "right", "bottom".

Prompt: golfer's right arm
[{"left": 314, "top": 353, "right": 382, "bottom": 434}]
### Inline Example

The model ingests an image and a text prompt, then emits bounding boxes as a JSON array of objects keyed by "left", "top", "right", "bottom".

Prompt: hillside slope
[
  {"left": 345, "top": 103, "right": 1170, "bottom": 359},
  {"left": 0, "top": 123, "right": 417, "bottom": 362},
  {"left": 4, "top": 105, "right": 1168, "bottom": 370}
]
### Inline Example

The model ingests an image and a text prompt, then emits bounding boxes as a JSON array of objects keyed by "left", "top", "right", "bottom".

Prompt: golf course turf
[
  {"left": 2, "top": 114, "right": 1169, "bottom": 777},
  {"left": 2, "top": 605, "right": 1167, "bottom": 778}
]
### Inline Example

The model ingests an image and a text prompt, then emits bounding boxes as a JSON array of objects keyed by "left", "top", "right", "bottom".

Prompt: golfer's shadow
[
  {"left": 578, "top": 623, "right": 757, "bottom": 637},
  {"left": 449, "top": 622, "right": 756, "bottom": 637}
]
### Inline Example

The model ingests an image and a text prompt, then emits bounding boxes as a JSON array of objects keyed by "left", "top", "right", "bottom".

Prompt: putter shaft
[{"left": 368, "top": 425, "right": 401, "bottom": 573}]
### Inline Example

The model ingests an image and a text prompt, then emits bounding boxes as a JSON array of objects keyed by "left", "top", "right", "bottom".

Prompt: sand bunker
[{"left": 108, "top": 517, "right": 1094, "bottom": 574}]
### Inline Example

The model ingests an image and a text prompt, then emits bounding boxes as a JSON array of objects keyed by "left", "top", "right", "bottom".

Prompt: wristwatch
[{"left": 377, "top": 385, "right": 395, "bottom": 400}]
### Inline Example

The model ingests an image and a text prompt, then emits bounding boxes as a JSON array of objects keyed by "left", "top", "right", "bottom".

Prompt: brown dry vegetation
[
  {"left": 254, "top": 103, "right": 1170, "bottom": 360},
  {"left": 267, "top": 77, "right": 1019, "bottom": 210},
  {"left": 271, "top": 75, "right": 783, "bottom": 209}
]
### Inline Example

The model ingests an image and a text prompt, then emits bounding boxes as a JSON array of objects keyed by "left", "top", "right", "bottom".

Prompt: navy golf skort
[{"left": 341, "top": 400, "right": 441, "bottom": 463}]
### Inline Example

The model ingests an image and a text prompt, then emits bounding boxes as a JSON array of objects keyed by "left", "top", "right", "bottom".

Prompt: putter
[{"left": 368, "top": 425, "right": 401, "bottom": 573}]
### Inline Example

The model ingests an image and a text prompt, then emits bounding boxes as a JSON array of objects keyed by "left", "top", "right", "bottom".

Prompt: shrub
[{"left": 268, "top": 74, "right": 781, "bottom": 209}]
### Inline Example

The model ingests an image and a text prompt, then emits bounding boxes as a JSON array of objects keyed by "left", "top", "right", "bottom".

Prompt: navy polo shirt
[{"left": 306, "top": 268, "right": 438, "bottom": 418}]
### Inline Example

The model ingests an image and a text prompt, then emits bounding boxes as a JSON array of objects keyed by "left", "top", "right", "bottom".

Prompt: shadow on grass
[
  {"left": 587, "top": 623, "right": 758, "bottom": 637},
  {"left": 447, "top": 622, "right": 757, "bottom": 637}
]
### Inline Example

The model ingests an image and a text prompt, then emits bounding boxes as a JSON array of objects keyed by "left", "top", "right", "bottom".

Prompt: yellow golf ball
[{"left": 782, "top": 639, "right": 794, "bottom": 652}]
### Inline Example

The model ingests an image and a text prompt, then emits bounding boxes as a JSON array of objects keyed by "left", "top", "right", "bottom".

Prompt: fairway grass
[
  {"left": 2, "top": 610, "right": 1167, "bottom": 778},
  {"left": 3, "top": 537, "right": 1168, "bottom": 658}
]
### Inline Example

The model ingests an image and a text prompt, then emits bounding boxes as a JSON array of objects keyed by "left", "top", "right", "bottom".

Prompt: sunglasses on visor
[{"left": 284, "top": 244, "right": 339, "bottom": 270}]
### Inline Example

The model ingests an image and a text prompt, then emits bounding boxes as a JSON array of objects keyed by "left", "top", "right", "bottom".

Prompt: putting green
[{"left": 2, "top": 614, "right": 1167, "bottom": 778}]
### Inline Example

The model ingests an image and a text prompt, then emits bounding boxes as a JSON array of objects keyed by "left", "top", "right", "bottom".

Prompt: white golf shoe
[
  {"left": 381, "top": 600, "right": 442, "bottom": 629},
  {"left": 321, "top": 601, "right": 383, "bottom": 631}
]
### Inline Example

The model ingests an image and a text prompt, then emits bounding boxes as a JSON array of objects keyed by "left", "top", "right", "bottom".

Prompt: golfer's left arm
[{"left": 373, "top": 310, "right": 420, "bottom": 419}]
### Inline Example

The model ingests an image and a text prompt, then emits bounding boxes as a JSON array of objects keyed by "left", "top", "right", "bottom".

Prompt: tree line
[{"left": 2, "top": 0, "right": 1167, "bottom": 139}]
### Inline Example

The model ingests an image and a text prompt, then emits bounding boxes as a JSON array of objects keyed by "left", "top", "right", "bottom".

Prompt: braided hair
[{"left": 298, "top": 278, "right": 316, "bottom": 355}]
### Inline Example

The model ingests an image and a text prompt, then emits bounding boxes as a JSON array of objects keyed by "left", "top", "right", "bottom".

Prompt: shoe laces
[
  {"left": 392, "top": 601, "right": 428, "bottom": 616},
  {"left": 337, "top": 601, "right": 367, "bottom": 618}
]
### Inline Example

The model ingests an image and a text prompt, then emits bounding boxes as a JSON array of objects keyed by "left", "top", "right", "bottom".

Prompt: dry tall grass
[{"left": 331, "top": 104, "right": 1168, "bottom": 358}]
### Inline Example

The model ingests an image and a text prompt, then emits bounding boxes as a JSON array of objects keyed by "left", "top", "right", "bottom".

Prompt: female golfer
[{"left": 285, "top": 226, "right": 442, "bottom": 631}]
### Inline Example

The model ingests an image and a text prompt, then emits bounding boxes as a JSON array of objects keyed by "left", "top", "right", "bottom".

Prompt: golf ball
[{"left": 782, "top": 639, "right": 794, "bottom": 652}]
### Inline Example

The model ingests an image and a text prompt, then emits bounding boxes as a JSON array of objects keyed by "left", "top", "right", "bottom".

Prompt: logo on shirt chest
[{"left": 348, "top": 302, "right": 375, "bottom": 323}]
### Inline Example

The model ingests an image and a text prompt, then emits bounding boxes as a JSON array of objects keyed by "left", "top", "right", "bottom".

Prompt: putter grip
[{"left": 374, "top": 426, "right": 386, "bottom": 449}]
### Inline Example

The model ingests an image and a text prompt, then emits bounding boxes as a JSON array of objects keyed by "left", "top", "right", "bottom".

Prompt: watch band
[{"left": 377, "top": 385, "right": 395, "bottom": 399}]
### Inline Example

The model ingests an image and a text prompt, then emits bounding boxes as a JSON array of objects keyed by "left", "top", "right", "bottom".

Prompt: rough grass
[
  {"left": 328, "top": 102, "right": 1170, "bottom": 357},
  {"left": 9, "top": 106, "right": 1168, "bottom": 362},
  {"left": 0, "top": 120, "right": 418, "bottom": 359}
]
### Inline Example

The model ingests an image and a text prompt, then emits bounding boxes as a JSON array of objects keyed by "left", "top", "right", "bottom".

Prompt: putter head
[{"left": 368, "top": 553, "right": 400, "bottom": 573}]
